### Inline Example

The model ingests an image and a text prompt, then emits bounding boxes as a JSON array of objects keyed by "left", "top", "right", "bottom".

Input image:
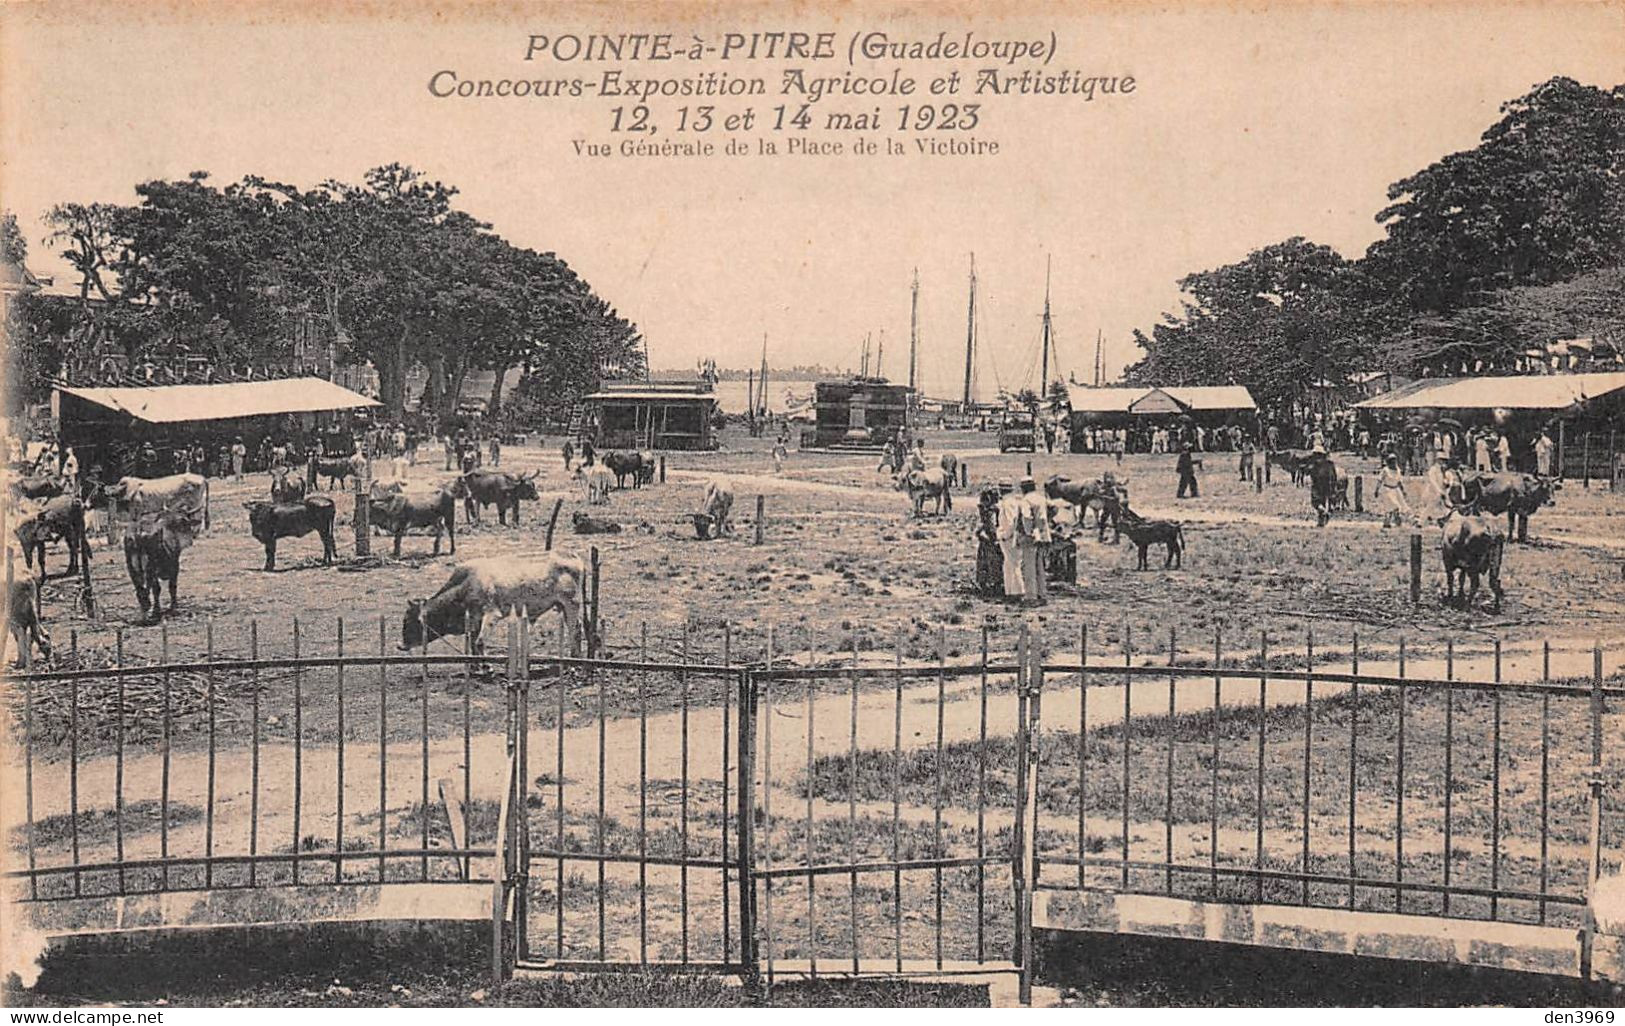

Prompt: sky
[{"left": 2, "top": 1, "right": 1621, "bottom": 401}]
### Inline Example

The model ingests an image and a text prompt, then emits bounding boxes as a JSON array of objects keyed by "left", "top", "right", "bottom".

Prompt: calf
[
  {"left": 575, "top": 465, "right": 612, "bottom": 505},
  {"left": 5, "top": 578, "right": 51, "bottom": 667},
  {"left": 1044, "top": 474, "right": 1128, "bottom": 542},
  {"left": 313, "top": 453, "right": 367, "bottom": 490},
  {"left": 245, "top": 496, "right": 337, "bottom": 571},
  {"left": 572, "top": 511, "right": 623, "bottom": 535},
  {"left": 270, "top": 468, "right": 306, "bottom": 504},
  {"left": 1119, "top": 508, "right": 1185, "bottom": 570},
  {"left": 123, "top": 513, "right": 189, "bottom": 620},
  {"left": 895, "top": 468, "right": 953, "bottom": 517},
  {"left": 369, "top": 487, "right": 457, "bottom": 557},
  {"left": 402, "top": 554, "right": 585, "bottom": 655},
  {"left": 1439, "top": 509, "right": 1505, "bottom": 612},
  {"left": 15, "top": 496, "right": 89, "bottom": 577},
  {"left": 1268, "top": 449, "right": 1313, "bottom": 486},
  {"left": 635, "top": 450, "right": 658, "bottom": 487}
]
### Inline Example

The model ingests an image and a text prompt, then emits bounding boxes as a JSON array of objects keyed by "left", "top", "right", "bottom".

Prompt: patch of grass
[{"left": 13, "top": 799, "right": 202, "bottom": 850}]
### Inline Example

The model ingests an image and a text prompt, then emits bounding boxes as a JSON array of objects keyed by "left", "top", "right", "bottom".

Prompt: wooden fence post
[
  {"left": 1254, "top": 467, "right": 1263, "bottom": 493},
  {"left": 754, "top": 495, "right": 765, "bottom": 545},
  {"left": 1582, "top": 431, "right": 1591, "bottom": 489},
  {"left": 1354, "top": 475, "right": 1364, "bottom": 513},
  {"left": 588, "top": 546, "right": 601, "bottom": 657},
  {"left": 959, "top": 462, "right": 968, "bottom": 490},
  {"left": 659, "top": 456, "right": 667, "bottom": 484},
  {"left": 353, "top": 491, "right": 370, "bottom": 557},
  {"left": 1409, "top": 532, "right": 1422, "bottom": 606}
]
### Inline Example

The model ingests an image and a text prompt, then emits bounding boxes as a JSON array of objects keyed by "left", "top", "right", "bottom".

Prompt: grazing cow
[
  {"left": 572, "top": 511, "right": 623, "bottom": 534},
  {"left": 245, "top": 496, "right": 337, "bottom": 571},
  {"left": 602, "top": 451, "right": 646, "bottom": 490},
  {"left": 368, "top": 487, "right": 457, "bottom": 557},
  {"left": 1439, "top": 509, "right": 1505, "bottom": 612},
  {"left": 402, "top": 555, "right": 585, "bottom": 655},
  {"left": 449, "top": 470, "right": 540, "bottom": 525},
  {"left": 15, "top": 496, "right": 89, "bottom": 576},
  {"left": 1044, "top": 474, "right": 1128, "bottom": 542},
  {"left": 8, "top": 474, "right": 63, "bottom": 503},
  {"left": 698, "top": 478, "right": 735, "bottom": 539},
  {"left": 270, "top": 468, "right": 306, "bottom": 504},
  {"left": 123, "top": 512, "right": 190, "bottom": 620},
  {"left": 313, "top": 453, "right": 368, "bottom": 490},
  {"left": 105, "top": 473, "right": 210, "bottom": 533},
  {"left": 1449, "top": 471, "right": 1558, "bottom": 542},
  {"left": 5, "top": 578, "right": 51, "bottom": 666},
  {"left": 895, "top": 468, "right": 953, "bottom": 517},
  {"left": 1119, "top": 508, "right": 1185, "bottom": 570}
]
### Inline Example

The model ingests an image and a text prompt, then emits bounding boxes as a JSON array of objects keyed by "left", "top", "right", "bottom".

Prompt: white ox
[
  {"left": 402, "top": 554, "right": 586, "bottom": 655},
  {"left": 575, "top": 465, "right": 613, "bottom": 505},
  {"left": 106, "top": 473, "right": 210, "bottom": 540},
  {"left": 700, "top": 478, "right": 735, "bottom": 539}
]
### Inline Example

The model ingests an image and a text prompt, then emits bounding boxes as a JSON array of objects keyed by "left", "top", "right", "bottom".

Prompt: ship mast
[
  {"left": 962, "top": 253, "right": 977, "bottom": 409},
  {"left": 759, "top": 333, "right": 769, "bottom": 419},
  {"left": 1094, "top": 328, "right": 1104, "bottom": 387},
  {"left": 908, "top": 268, "right": 920, "bottom": 395},
  {"left": 1040, "top": 255, "right": 1052, "bottom": 400}
]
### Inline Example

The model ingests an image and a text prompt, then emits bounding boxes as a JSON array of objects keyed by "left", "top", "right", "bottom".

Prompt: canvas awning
[
  {"left": 56, "top": 378, "right": 381, "bottom": 424},
  {"left": 1353, "top": 372, "right": 1625, "bottom": 412}
]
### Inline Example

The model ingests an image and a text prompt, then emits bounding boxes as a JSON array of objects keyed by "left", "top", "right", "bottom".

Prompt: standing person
[
  {"left": 1425, "top": 453, "right": 1456, "bottom": 511},
  {"left": 562, "top": 438, "right": 575, "bottom": 470},
  {"left": 488, "top": 434, "right": 501, "bottom": 468},
  {"left": 1176, "top": 444, "right": 1201, "bottom": 499},
  {"left": 771, "top": 435, "right": 788, "bottom": 474},
  {"left": 1474, "top": 430, "right": 1492, "bottom": 473},
  {"left": 995, "top": 482, "right": 1026, "bottom": 603},
  {"left": 393, "top": 424, "right": 407, "bottom": 461},
  {"left": 876, "top": 437, "right": 897, "bottom": 475},
  {"left": 1238, "top": 435, "right": 1255, "bottom": 482},
  {"left": 908, "top": 437, "right": 927, "bottom": 473},
  {"left": 61, "top": 447, "right": 79, "bottom": 493},
  {"left": 1495, "top": 431, "right": 1511, "bottom": 474},
  {"left": 1376, "top": 453, "right": 1411, "bottom": 527},
  {"left": 1019, "top": 476, "right": 1051, "bottom": 607},
  {"left": 581, "top": 438, "right": 596, "bottom": 467},
  {"left": 1534, "top": 427, "right": 1555, "bottom": 477},
  {"left": 443, "top": 434, "right": 455, "bottom": 472},
  {"left": 231, "top": 436, "right": 247, "bottom": 482}
]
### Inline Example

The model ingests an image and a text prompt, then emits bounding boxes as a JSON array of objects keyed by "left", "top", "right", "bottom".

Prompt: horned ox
[{"left": 402, "top": 555, "right": 585, "bottom": 655}]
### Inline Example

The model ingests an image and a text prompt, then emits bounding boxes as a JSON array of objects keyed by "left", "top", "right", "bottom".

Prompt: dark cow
[
  {"left": 1450, "top": 471, "right": 1558, "bottom": 542},
  {"left": 448, "top": 470, "right": 540, "bottom": 525},
  {"left": 1268, "top": 449, "right": 1314, "bottom": 486},
  {"left": 635, "top": 450, "right": 658, "bottom": 487},
  {"left": 895, "top": 468, "right": 953, "bottom": 516},
  {"left": 15, "top": 496, "right": 89, "bottom": 576},
  {"left": 245, "top": 496, "right": 337, "bottom": 571},
  {"left": 123, "top": 513, "right": 189, "bottom": 621},
  {"left": 312, "top": 453, "right": 367, "bottom": 490},
  {"left": 1439, "top": 509, "right": 1505, "bottom": 612},
  {"left": 5, "top": 578, "right": 51, "bottom": 666},
  {"left": 368, "top": 487, "right": 457, "bottom": 557},
  {"left": 602, "top": 451, "right": 646, "bottom": 490},
  {"left": 401, "top": 555, "right": 585, "bottom": 655},
  {"left": 1044, "top": 474, "right": 1128, "bottom": 542},
  {"left": 1119, "top": 507, "right": 1185, "bottom": 570},
  {"left": 571, "top": 511, "right": 623, "bottom": 534}
]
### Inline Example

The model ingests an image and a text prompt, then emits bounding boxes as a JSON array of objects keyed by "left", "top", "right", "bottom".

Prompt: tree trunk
[
  {"left": 488, "top": 362, "right": 509, "bottom": 419},
  {"left": 443, "top": 354, "right": 470, "bottom": 426}
]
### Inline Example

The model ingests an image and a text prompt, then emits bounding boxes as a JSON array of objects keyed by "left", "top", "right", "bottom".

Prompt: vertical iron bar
[
  {"left": 596, "top": 627, "right": 606, "bottom": 961},
  {"left": 764, "top": 626, "right": 776, "bottom": 990},
  {"left": 21, "top": 569, "right": 35, "bottom": 898},
  {"left": 419, "top": 626, "right": 430, "bottom": 883},
  {"left": 377, "top": 617, "right": 387, "bottom": 882},
  {"left": 1396, "top": 638, "right": 1406, "bottom": 912},
  {"left": 1122, "top": 623, "right": 1132, "bottom": 889},
  {"left": 680, "top": 620, "right": 691, "bottom": 965},
  {"left": 1348, "top": 632, "right": 1359, "bottom": 910},
  {"left": 115, "top": 631, "right": 125, "bottom": 895},
  {"left": 517, "top": 618, "right": 531, "bottom": 962},
  {"left": 161, "top": 624, "right": 171, "bottom": 891},
  {"left": 1012, "top": 626, "right": 1030, "bottom": 971},
  {"left": 935, "top": 627, "right": 946, "bottom": 968},
  {"left": 207, "top": 623, "right": 217, "bottom": 889},
  {"left": 977, "top": 625, "right": 989, "bottom": 963},
  {"left": 555, "top": 619, "right": 566, "bottom": 958},
  {"left": 335, "top": 619, "right": 344, "bottom": 883},
  {"left": 463, "top": 613, "right": 472, "bottom": 883},
  {"left": 1211, "top": 626, "right": 1220, "bottom": 899},
  {"left": 639, "top": 623, "right": 649, "bottom": 966},
  {"left": 1079, "top": 624, "right": 1088, "bottom": 891},
  {"left": 1165, "top": 627, "right": 1176, "bottom": 896},
  {"left": 1444, "top": 638, "right": 1454, "bottom": 916},
  {"left": 849, "top": 634, "right": 860, "bottom": 974},
  {"left": 251, "top": 623, "right": 260, "bottom": 887},
  {"left": 893, "top": 628, "right": 903, "bottom": 974},
  {"left": 1256, "top": 631, "right": 1267, "bottom": 903},
  {"left": 722, "top": 624, "right": 733, "bottom": 966},
  {"left": 1583, "top": 641, "right": 1604, "bottom": 982},
  {"left": 1302, "top": 629, "right": 1313, "bottom": 906},
  {"left": 736, "top": 656, "right": 757, "bottom": 981},
  {"left": 1491, "top": 638, "right": 1501, "bottom": 920},
  {"left": 293, "top": 618, "right": 302, "bottom": 886},
  {"left": 1539, "top": 641, "right": 1550, "bottom": 925},
  {"left": 69, "top": 632, "right": 80, "bottom": 897},
  {"left": 807, "top": 642, "right": 818, "bottom": 978}
]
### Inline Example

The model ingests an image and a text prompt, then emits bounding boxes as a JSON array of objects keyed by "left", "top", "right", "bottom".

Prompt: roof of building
[
  {"left": 57, "top": 377, "right": 382, "bottom": 424},
  {"left": 1064, "top": 386, "right": 1147, "bottom": 413},
  {"left": 583, "top": 389, "right": 718, "bottom": 403},
  {"left": 1353, "top": 372, "right": 1625, "bottom": 411},
  {"left": 1066, "top": 384, "right": 1257, "bottom": 413}
]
